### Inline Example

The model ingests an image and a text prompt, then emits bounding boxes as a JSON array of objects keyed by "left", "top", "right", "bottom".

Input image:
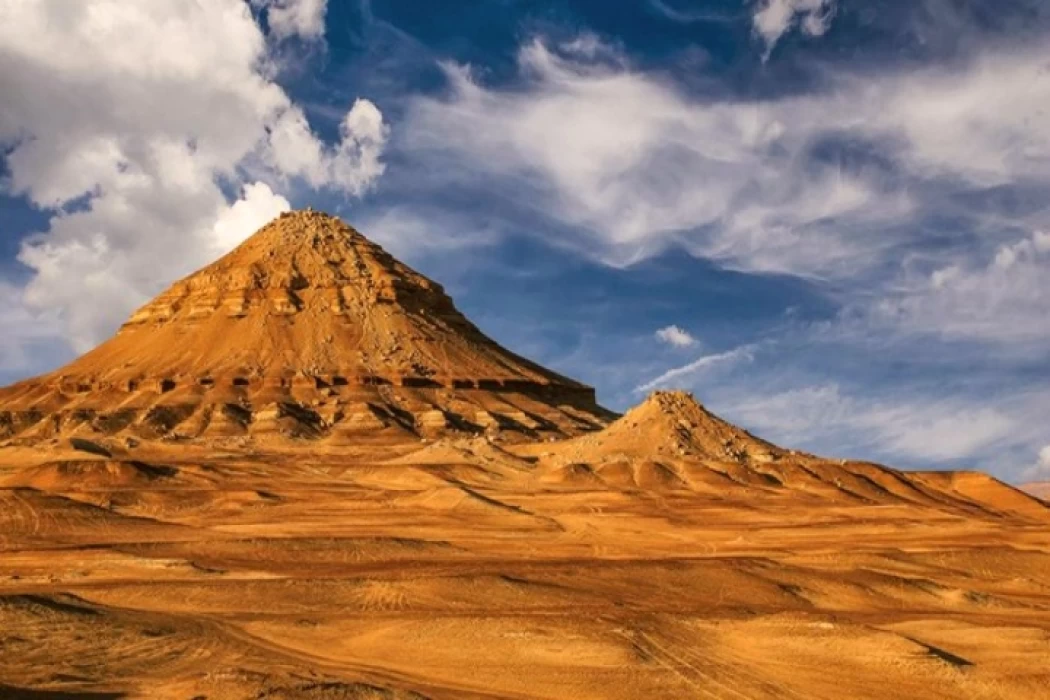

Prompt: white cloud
[
  {"left": 407, "top": 41, "right": 904, "bottom": 277},
  {"left": 752, "top": 0, "right": 837, "bottom": 57},
  {"left": 264, "top": 98, "right": 389, "bottom": 193},
  {"left": 211, "top": 182, "right": 291, "bottom": 254},
  {"left": 655, "top": 325, "right": 697, "bottom": 348},
  {"left": 0, "top": 281, "right": 64, "bottom": 377},
  {"left": 405, "top": 40, "right": 1049, "bottom": 280},
  {"left": 403, "top": 36, "right": 1050, "bottom": 358},
  {"left": 872, "top": 230, "right": 1050, "bottom": 347},
  {"left": 722, "top": 383, "right": 1018, "bottom": 463},
  {"left": 636, "top": 344, "right": 756, "bottom": 393},
  {"left": 649, "top": 0, "right": 736, "bottom": 25},
  {"left": 881, "top": 53, "right": 1050, "bottom": 187},
  {"left": 254, "top": 0, "right": 327, "bottom": 40},
  {"left": 1023, "top": 446, "right": 1050, "bottom": 481},
  {"left": 355, "top": 206, "right": 501, "bottom": 263},
  {"left": 0, "top": 0, "right": 386, "bottom": 354}
]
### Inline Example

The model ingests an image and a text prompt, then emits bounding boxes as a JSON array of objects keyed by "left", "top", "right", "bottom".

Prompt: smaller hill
[
  {"left": 526, "top": 391, "right": 1050, "bottom": 522},
  {"left": 546, "top": 390, "right": 784, "bottom": 465}
]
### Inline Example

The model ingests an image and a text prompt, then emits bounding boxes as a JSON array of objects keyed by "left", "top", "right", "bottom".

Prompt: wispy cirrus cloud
[
  {"left": 864, "top": 230, "right": 1050, "bottom": 353},
  {"left": 635, "top": 344, "right": 757, "bottom": 393},
  {"left": 720, "top": 382, "right": 1019, "bottom": 463},
  {"left": 403, "top": 37, "right": 1050, "bottom": 283},
  {"left": 648, "top": 0, "right": 739, "bottom": 25}
]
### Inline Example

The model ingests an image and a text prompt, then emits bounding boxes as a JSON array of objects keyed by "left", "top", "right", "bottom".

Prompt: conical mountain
[{"left": 0, "top": 211, "right": 613, "bottom": 444}]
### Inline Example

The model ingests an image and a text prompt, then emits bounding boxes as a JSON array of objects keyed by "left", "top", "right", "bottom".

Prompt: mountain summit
[
  {"left": 553, "top": 390, "right": 785, "bottom": 463},
  {"left": 0, "top": 211, "right": 612, "bottom": 444}
]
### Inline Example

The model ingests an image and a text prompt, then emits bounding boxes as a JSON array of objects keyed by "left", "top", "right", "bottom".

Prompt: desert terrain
[{"left": 1, "top": 212, "right": 1048, "bottom": 699}]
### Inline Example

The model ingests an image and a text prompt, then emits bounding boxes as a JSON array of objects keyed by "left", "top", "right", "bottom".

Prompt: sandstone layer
[{"left": 0, "top": 211, "right": 612, "bottom": 447}]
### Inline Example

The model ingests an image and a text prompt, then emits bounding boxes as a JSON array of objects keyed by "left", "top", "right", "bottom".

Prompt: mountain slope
[
  {"left": 0, "top": 211, "right": 612, "bottom": 445},
  {"left": 526, "top": 391, "right": 1049, "bottom": 521}
]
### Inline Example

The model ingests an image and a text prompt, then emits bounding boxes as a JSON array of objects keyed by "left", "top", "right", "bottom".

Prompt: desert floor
[{"left": 2, "top": 440, "right": 1049, "bottom": 700}]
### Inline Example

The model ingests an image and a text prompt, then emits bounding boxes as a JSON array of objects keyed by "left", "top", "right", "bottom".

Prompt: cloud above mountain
[
  {"left": 386, "top": 21, "right": 1050, "bottom": 479},
  {"left": 0, "top": 0, "right": 384, "bottom": 351}
]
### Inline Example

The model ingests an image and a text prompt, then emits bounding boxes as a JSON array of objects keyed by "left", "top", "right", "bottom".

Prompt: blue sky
[{"left": 2, "top": 0, "right": 1049, "bottom": 482}]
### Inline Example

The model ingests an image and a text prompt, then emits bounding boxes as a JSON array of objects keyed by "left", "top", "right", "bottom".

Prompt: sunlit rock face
[{"left": 0, "top": 210, "right": 611, "bottom": 445}]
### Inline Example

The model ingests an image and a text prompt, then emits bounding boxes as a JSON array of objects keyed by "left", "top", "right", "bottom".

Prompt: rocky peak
[
  {"left": 0, "top": 211, "right": 611, "bottom": 446},
  {"left": 548, "top": 390, "right": 783, "bottom": 464},
  {"left": 123, "top": 210, "right": 452, "bottom": 328}
]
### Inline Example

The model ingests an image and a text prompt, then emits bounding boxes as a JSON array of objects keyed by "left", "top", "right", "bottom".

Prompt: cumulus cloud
[
  {"left": 0, "top": 0, "right": 386, "bottom": 353},
  {"left": 211, "top": 182, "right": 291, "bottom": 254},
  {"left": 265, "top": 99, "right": 388, "bottom": 194},
  {"left": 872, "top": 230, "right": 1050, "bottom": 347},
  {"left": 254, "top": 0, "right": 327, "bottom": 40},
  {"left": 0, "top": 281, "right": 64, "bottom": 379},
  {"left": 1023, "top": 446, "right": 1050, "bottom": 481},
  {"left": 752, "top": 0, "right": 837, "bottom": 56},
  {"left": 655, "top": 325, "right": 697, "bottom": 348}
]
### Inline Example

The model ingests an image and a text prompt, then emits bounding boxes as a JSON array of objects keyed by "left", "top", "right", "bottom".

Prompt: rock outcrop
[
  {"left": 0, "top": 211, "right": 614, "bottom": 445},
  {"left": 548, "top": 390, "right": 786, "bottom": 464}
]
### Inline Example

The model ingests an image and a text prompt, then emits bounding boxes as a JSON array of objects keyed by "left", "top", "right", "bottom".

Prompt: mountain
[
  {"left": 0, "top": 210, "right": 613, "bottom": 446},
  {"left": 526, "top": 390, "right": 1050, "bottom": 520},
  {"left": 545, "top": 389, "right": 787, "bottom": 464},
  {"left": 1, "top": 212, "right": 1049, "bottom": 699},
  {"left": 0, "top": 210, "right": 1042, "bottom": 525}
]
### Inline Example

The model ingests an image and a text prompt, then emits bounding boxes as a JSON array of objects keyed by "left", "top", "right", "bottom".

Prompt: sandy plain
[{"left": 1, "top": 425, "right": 1049, "bottom": 699}]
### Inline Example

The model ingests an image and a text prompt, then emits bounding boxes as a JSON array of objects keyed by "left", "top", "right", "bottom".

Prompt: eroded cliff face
[{"left": 0, "top": 210, "right": 612, "bottom": 445}]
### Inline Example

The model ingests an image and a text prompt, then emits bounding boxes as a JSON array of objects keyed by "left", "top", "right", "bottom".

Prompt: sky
[{"left": 1, "top": 0, "right": 1049, "bottom": 483}]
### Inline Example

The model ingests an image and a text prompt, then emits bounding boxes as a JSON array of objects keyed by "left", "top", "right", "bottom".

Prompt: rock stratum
[
  {"left": 1, "top": 211, "right": 1049, "bottom": 699},
  {"left": 0, "top": 210, "right": 611, "bottom": 446}
]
